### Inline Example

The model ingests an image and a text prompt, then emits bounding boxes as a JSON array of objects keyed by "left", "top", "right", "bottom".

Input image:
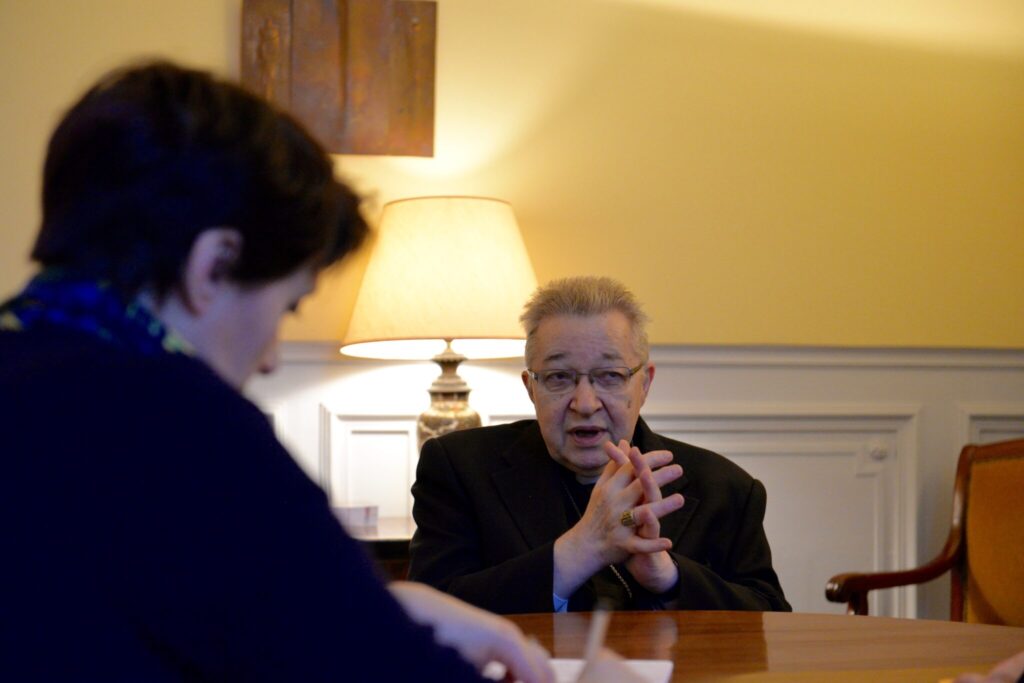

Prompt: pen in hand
[
  {"left": 577, "top": 603, "right": 649, "bottom": 683},
  {"left": 582, "top": 604, "right": 611, "bottom": 665}
]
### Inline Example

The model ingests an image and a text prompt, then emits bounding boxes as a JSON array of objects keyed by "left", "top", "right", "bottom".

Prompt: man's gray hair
[{"left": 520, "top": 276, "right": 650, "bottom": 366}]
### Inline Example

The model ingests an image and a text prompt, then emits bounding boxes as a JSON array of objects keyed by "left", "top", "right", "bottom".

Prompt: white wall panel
[
  {"left": 319, "top": 409, "right": 420, "bottom": 518},
  {"left": 644, "top": 408, "right": 916, "bottom": 616},
  {"left": 959, "top": 403, "right": 1024, "bottom": 445}
]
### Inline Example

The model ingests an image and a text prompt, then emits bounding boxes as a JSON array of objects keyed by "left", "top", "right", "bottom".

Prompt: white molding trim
[
  {"left": 488, "top": 412, "right": 535, "bottom": 425},
  {"left": 317, "top": 404, "right": 333, "bottom": 498},
  {"left": 650, "top": 346, "right": 1024, "bottom": 370},
  {"left": 642, "top": 402, "right": 923, "bottom": 420},
  {"left": 957, "top": 402, "right": 1024, "bottom": 446},
  {"left": 897, "top": 410, "right": 921, "bottom": 618}
]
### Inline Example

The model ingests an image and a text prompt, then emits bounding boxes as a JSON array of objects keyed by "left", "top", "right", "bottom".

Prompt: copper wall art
[{"left": 242, "top": 0, "right": 436, "bottom": 156}]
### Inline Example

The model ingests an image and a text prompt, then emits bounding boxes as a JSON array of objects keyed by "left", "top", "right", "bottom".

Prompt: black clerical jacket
[{"left": 408, "top": 418, "right": 791, "bottom": 614}]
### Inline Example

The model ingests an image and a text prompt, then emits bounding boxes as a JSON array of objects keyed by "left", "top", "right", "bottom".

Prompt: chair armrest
[{"left": 825, "top": 534, "right": 961, "bottom": 615}]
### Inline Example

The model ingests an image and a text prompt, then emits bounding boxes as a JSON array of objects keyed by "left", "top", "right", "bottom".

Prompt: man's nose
[{"left": 569, "top": 375, "right": 602, "bottom": 414}]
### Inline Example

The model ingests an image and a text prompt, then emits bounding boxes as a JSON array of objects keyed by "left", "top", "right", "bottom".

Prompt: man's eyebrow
[{"left": 541, "top": 351, "right": 626, "bottom": 364}]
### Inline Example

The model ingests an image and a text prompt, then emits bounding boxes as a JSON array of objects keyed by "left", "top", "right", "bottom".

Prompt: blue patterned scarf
[{"left": 0, "top": 269, "right": 193, "bottom": 358}]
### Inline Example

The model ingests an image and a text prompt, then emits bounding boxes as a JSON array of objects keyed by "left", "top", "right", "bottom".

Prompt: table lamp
[{"left": 340, "top": 196, "right": 538, "bottom": 449}]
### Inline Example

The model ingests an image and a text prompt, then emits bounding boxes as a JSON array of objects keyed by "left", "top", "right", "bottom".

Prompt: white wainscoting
[
  {"left": 644, "top": 407, "right": 919, "bottom": 617},
  {"left": 959, "top": 403, "right": 1024, "bottom": 444},
  {"left": 247, "top": 343, "right": 1024, "bottom": 619}
]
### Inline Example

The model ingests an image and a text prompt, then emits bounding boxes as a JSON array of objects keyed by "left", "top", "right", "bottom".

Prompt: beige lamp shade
[{"left": 341, "top": 196, "right": 538, "bottom": 360}]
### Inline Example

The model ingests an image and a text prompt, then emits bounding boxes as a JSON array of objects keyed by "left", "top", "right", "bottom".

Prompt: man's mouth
[{"left": 568, "top": 426, "right": 606, "bottom": 447}]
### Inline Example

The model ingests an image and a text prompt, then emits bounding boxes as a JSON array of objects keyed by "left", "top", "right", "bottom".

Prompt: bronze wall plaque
[{"left": 242, "top": 0, "right": 436, "bottom": 156}]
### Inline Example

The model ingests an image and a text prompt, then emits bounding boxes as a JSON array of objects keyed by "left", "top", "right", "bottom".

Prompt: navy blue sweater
[{"left": 0, "top": 327, "right": 483, "bottom": 681}]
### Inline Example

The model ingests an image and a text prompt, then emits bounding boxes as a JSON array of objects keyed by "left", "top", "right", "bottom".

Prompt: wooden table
[{"left": 506, "top": 611, "right": 1024, "bottom": 682}]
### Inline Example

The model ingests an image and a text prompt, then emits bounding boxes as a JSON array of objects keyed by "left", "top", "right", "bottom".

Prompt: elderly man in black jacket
[{"left": 409, "top": 276, "right": 790, "bottom": 614}]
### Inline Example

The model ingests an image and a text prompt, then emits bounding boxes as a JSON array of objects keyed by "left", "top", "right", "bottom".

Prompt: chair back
[{"left": 958, "top": 438, "right": 1024, "bottom": 626}]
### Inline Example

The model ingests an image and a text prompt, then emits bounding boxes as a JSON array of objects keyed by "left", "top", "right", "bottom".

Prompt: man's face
[{"left": 522, "top": 311, "right": 653, "bottom": 478}]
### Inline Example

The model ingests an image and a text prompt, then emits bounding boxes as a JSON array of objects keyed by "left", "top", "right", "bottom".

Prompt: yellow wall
[{"left": 2, "top": 0, "right": 1022, "bottom": 347}]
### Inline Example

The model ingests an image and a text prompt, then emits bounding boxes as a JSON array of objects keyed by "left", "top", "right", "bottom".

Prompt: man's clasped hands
[{"left": 554, "top": 440, "right": 686, "bottom": 601}]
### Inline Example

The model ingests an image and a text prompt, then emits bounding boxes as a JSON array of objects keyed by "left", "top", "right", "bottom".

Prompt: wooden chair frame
[{"left": 825, "top": 438, "right": 1024, "bottom": 618}]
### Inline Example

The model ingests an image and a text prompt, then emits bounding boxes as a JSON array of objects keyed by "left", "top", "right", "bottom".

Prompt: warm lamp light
[{"left": 341, "top": 196, "right": 538, "bottom": 448}]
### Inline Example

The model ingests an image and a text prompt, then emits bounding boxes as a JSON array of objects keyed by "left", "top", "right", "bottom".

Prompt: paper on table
[{"left": 482, "top": 658, "right": 673, "bottom": 683}]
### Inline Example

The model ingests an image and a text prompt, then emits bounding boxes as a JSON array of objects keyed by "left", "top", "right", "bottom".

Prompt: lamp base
[
  {"left": 417, "top": 392, "right": 481, "bottom": 450},
  {"left": 416, "top": 342, "right": 482, "bottom": 450}
]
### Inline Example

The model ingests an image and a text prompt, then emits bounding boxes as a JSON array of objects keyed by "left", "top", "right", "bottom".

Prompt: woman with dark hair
[{"left": 0, "top": 61, "right": 554, "bottom": 682}]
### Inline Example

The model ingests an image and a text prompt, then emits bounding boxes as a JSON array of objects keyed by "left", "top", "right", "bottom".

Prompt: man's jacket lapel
[{"left": 491, "top": 423, "right": 569, "bottom": 549}]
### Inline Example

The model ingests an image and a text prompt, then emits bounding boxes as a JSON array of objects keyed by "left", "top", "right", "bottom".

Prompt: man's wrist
[
  {"left": 658, "top": 555, "right": 681, "bottom": 596},
  {"left": 628, "top": 550, "right": 679, "bottom": 594},
  {"left": 553, "top": 528, "right": 604, "bottom": 597}
]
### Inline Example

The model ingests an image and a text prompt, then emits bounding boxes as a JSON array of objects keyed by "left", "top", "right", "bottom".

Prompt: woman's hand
[{"left": 389, "top": 581, "right": 555, "bottom": 683}]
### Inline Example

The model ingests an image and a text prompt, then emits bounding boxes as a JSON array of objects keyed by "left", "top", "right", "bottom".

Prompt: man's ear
[
  {"left": 639, "top": 363, "right": 655, "bottom": 401},
  {"left": 180, "top": 228, "right": 243, "bottom": 314},
  {"left": 521, "top": 370, "right": 536, "bottom": 404}
]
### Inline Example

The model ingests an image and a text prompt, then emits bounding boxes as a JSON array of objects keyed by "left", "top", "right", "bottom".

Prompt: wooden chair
[{"left": 826, "top": 438, "right": 1024, "bottom": 625}]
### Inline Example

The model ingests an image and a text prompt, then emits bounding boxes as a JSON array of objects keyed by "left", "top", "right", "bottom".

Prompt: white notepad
[{"left": 482, "top": 657, "right": 673, "bottom": 683}]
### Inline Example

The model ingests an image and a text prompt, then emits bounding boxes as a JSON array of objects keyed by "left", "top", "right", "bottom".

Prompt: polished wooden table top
[{"left": 506, "top": 611, "right": 1024, "bottom": 682}]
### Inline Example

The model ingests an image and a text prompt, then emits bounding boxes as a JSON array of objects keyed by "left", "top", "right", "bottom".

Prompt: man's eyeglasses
[{"left": 526, "top": 364, "right": 645, "bottom": 395}]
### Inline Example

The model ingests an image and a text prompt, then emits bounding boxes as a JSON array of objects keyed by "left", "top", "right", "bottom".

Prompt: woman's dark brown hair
[{"left": 33, "top": 60, "right": 368, "bottom": 298}]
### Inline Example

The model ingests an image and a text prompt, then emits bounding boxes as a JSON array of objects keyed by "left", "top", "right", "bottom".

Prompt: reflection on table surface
[
  {"left": 345, "top": 516, "right": 417, "bottom": 541},
  {"left": 505, "top": 611, "right": 1024, "bottom": 682}
]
